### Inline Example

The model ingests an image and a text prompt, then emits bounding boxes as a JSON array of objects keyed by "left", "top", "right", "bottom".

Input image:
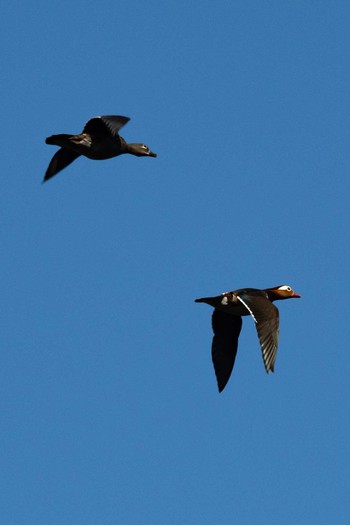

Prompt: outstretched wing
[
  {"left": 237, "top": 294, "right": 279, "bottom": 372},
  {"left": 211, "top": 310, "right": 242, "bottom": 392},
  {"left": 83, "top": 116, "right": 130, "bottom": 137},
  {"left": 44, "top": 148, "right": 81, "bottom": 182}
]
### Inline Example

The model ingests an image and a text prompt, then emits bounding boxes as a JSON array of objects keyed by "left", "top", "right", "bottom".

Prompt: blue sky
[{"left": 1, "top": 1, "right": 350, "bottom": 523}]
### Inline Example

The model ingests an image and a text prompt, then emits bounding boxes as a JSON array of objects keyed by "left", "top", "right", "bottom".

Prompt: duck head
[
  {"left": 127, "top": 143, "right": 157, "bottom": 157},
  {"left": 266, "top": 285, "right": 301, "bottom": 301}
]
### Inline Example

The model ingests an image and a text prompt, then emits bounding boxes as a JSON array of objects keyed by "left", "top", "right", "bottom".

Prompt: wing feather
[
  {"left": 211, "top": 310, "right": 242, "bottom": 392},
  {"left": 237, "top": 293, "right": 279, "bottom": 373},
  {"left": 83, "top": 116, "right": 130, "bottom": 137},
  {"left": 44, "top": 148, "right": 80, "bottom": 182}
]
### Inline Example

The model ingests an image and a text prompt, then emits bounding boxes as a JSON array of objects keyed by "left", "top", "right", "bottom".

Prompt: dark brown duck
[
  {"left": 195, "top": 285, "right": 300, "bottom": 392},
  {"left": 44, "top": 115, "right": 157, "bottom": 182}
]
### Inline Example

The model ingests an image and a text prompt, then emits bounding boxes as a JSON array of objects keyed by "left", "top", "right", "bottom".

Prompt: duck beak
[
  {"left": 292, "top": 292, "right": 301, "bottom": 298},
  {"left": 149, "top": 151, "right": 157, "bottom": 157}
]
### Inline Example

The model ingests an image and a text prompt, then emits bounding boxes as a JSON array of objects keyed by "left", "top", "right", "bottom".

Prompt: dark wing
[
  {"left": 211, "top": 310, "right": 242, "bottom": 392},
  {"left": 83, "top": 116, "right": 130, "bottom": 137},
  {"left": 43, "top": 148, "right": 81, "bottom": 182},
  {"left": 237, "top": 293, "right": 279, "bottom": 373}
]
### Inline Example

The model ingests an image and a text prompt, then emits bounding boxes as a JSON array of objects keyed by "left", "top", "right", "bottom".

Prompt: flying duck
[
  {"left": 44, "top": 115, "right": 157, "bottom": 182},
  {"left": 195, "top": 285, "right": 300, "bottom": 392}
]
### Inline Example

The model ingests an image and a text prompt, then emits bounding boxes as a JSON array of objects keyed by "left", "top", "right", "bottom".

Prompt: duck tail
[{"left": 45, "top": 134, "right": 72, "bottom": 146}]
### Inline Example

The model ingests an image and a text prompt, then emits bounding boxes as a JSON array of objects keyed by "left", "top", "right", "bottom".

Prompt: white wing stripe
[{"left": 236, "top": 296, "right": 257, "bottom": 323}]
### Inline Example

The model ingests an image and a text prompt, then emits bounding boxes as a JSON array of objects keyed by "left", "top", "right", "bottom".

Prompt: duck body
[
  {"left": 195, "top": 285, "right": 300, "bottom": 392},
  {"left": 44, "top": 115, "right": 157, "bottom": 182},
  {"left": 196, "top": 288, "right": 270, "bottom": 316},
  {"left": 45, "top": 132, "right": 127, "bottom": 160}
]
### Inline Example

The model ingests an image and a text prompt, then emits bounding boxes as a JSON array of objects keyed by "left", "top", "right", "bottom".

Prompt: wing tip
[{"left": 264, "top": 363, "right": 275, "bottom": 374}]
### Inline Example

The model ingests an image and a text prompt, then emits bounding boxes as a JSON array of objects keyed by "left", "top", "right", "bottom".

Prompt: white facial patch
[
  {"left": 278, "top": 285, "right": 292, "bottom": 291},
  {"left": 221, "top": 296, "right": 228, "bottom": 305}
]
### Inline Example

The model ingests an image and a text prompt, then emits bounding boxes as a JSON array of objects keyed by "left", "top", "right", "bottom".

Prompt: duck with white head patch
[{"left": 195, "top": 285, "right": 300, "bottom": 392}]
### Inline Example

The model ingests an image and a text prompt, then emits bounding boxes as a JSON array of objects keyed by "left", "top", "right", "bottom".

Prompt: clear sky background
[{"left": 1, "top": 1, "right": 350, "bottom": 523}]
